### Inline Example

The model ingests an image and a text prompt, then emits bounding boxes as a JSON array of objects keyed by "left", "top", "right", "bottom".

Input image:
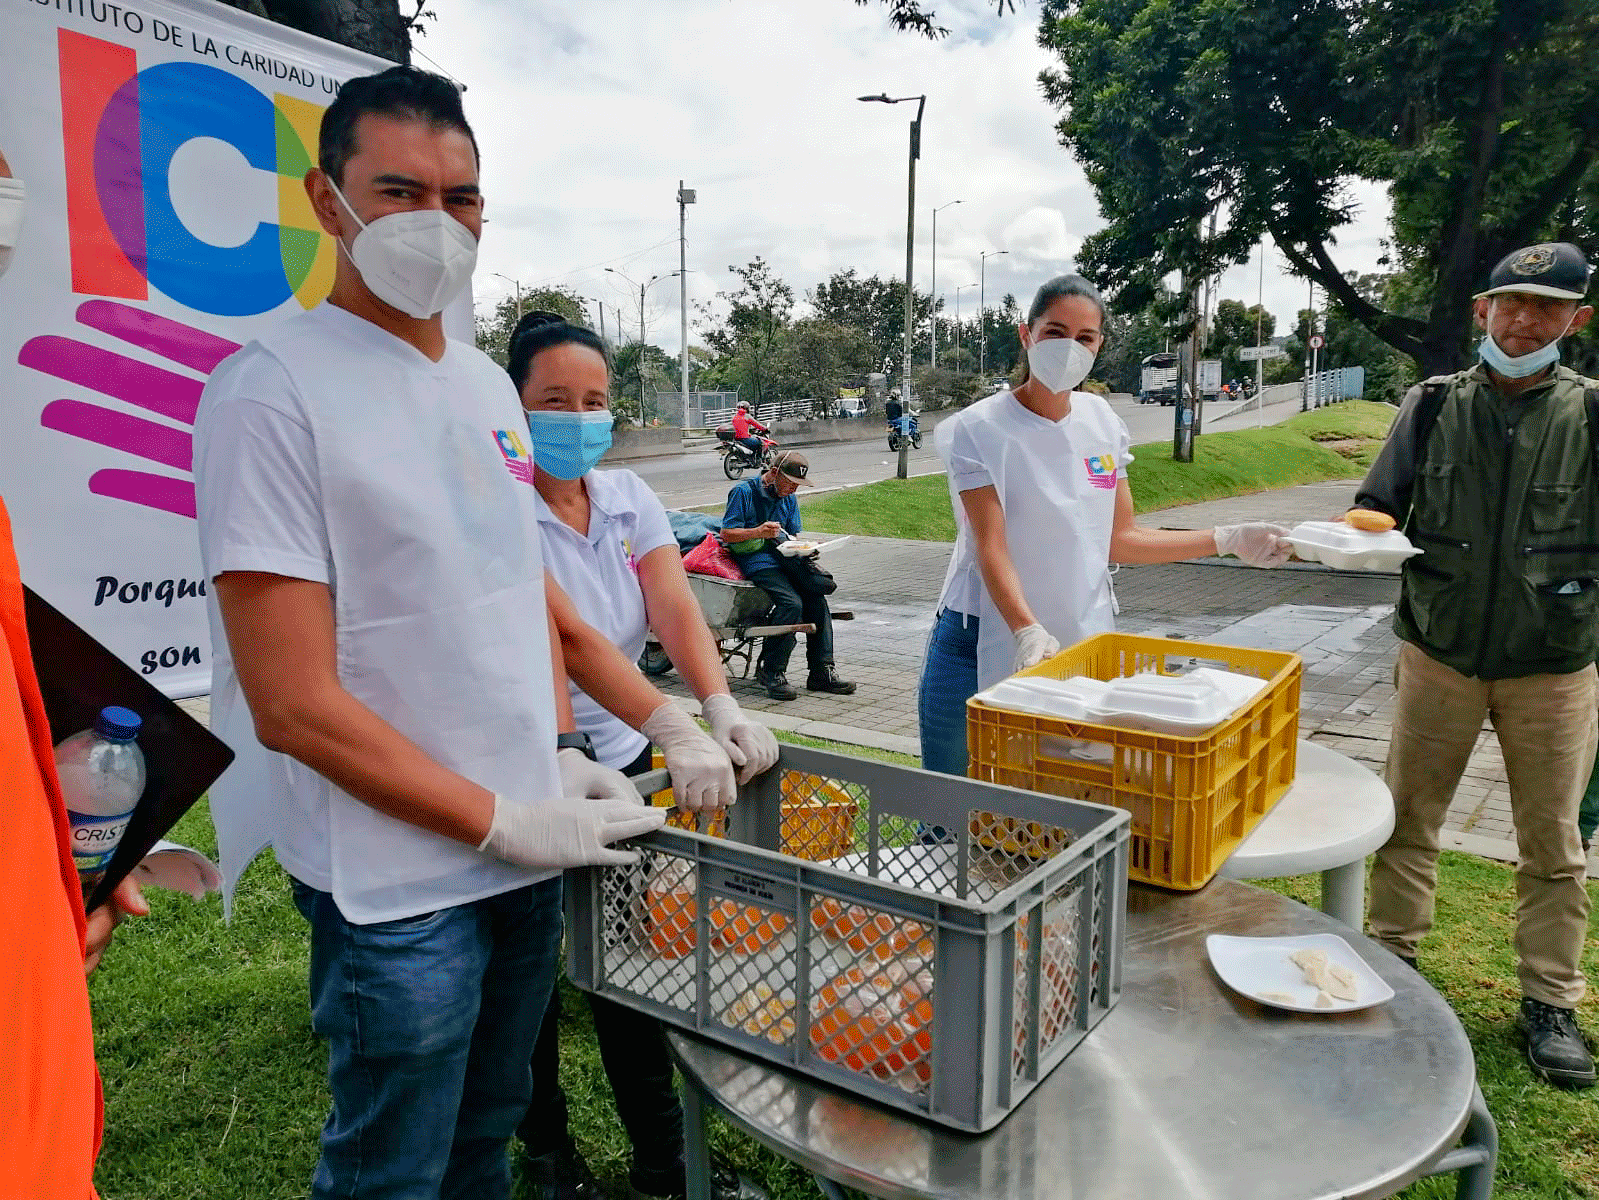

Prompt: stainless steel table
[{"left": 671, "top": 880, "right": 1497, "bottom": 1200}]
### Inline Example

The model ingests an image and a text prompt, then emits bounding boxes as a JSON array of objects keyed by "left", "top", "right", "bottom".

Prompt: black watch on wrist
[{"left": 556, "top": 731, "right": 597, "bottom": 762}]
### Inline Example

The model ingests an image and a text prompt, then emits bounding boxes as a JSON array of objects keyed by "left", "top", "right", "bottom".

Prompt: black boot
[
  {"left": 806, "top": 664, "right": 856, "bottom": 695},
  {"left": 1520, "top": 997, "right": 1596, "bottom": 1089},
  {"left": 524, "top": 1144, "right": 613, "bottom": 1200},
  {"left": 627, "top": 1152, "right": 768, "bottom": 1200},
  {"left": 754, "top": 665, "right": 797, "bottom": 701}
]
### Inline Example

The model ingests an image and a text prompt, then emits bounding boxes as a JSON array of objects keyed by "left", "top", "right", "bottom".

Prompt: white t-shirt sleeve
[
  {"left": 946, "top": 415, "right": 994, "bottom": 494},
  {"left": 1116, "top": 411, "right": 1135, "bottom": 468},
  {"left": 194, "top": 352, "right": 331, "bottom": 585},
  {"left": 620, "top": 471, "right": 677, "bottom": 557}
]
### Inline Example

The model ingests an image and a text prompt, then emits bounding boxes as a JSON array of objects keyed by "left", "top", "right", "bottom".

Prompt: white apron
[
  {"left": 210, "top": 312, "right": 560, "bottom": 923},
  {"left": 936, "top": 392, "right": 1124, "bottom": 691}
]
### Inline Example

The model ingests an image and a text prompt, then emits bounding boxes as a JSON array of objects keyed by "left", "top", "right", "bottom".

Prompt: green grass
[
  {"left": 89, "top": 800, "right": 1598, "bottom": 1199},
  {"left": 799, "top": 400, "right": 1397, "bottom": 542}
]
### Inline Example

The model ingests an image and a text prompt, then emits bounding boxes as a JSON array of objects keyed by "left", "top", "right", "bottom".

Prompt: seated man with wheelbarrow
[{"left": 721, "top": 452, "right": 856, "bottom": 700}]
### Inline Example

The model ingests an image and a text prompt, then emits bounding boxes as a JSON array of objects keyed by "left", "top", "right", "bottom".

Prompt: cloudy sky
[{"left": 419, "top": 0, "right": 1391, "bottom": 355}]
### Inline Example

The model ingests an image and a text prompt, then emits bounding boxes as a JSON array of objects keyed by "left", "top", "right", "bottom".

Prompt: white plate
[{"left": 1205, "top": 932, "right": 1395, "bottom": 1013}]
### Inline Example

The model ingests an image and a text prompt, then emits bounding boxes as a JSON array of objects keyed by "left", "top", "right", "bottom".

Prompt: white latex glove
[
  {"left": 1012, "top": 623, "right": 1060, "bottom": 673},
  {"left": 478, "top": 790, "right": 667, "bottom": 869},
  {"left": 1214, "top": 522, "right": 1295, "bottom": 568},
  {"left": 640, "top": 701, "right": 738, "bottom": 812},
  {"left": 558, "top": 745, "right": 639, "bottom": 804},
  {"left": 701, "top": 693, "right": 780, "bottom": 784}
]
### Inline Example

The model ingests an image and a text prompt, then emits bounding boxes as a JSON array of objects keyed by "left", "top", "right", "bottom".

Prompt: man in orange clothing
[{"left": 0, "top": 146, "right": 146, "bottom": 1198}]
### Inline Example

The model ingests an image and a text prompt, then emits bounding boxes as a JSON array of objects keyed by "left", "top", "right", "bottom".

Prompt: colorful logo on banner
[
  {"left": 1084, "top": 453, "right": 1118, "bottom": 489},
  {"left": 58, "top": 28, "right": 334, "bottom": 317}
]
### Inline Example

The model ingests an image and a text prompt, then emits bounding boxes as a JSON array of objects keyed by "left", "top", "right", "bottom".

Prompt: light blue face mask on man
[
  {"left": 525, "top": 409, "right": 614, "bottom": 480},
  {"left": 1479, "top": 332, "right": 1562, "bottom": 379}
]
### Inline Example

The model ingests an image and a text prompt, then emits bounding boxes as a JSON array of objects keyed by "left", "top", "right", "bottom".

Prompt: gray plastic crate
[{"left": 566, "top": 745, "right": 1130, "bottom": 1132}]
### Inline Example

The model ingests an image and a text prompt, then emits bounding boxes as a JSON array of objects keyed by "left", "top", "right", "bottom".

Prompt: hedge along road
[{"left": 623, "top": 391, "right": 1309, "bottom": 512}]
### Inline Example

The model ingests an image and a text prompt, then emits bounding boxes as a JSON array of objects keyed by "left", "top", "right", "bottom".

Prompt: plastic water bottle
[{"left": 56, "top": 706, "right": 146, "bottom": 889}]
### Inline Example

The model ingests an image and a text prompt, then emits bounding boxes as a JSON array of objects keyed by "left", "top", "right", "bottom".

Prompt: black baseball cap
[{"left": 1476, "top": 242, "right": 1592, "bottom": 302}]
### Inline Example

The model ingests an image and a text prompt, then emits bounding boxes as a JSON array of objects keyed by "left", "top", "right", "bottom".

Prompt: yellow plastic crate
[
  {"left": 966, "top": 632, "right": 1300, "bottom": 890},
  {"left": 650, "top": 753, "right": 858, "bottom": 860}
]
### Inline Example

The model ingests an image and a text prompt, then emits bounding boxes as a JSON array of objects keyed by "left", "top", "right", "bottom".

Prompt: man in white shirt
[{"left": 193, "top": 66, "right": 663, "bottom": 1200}]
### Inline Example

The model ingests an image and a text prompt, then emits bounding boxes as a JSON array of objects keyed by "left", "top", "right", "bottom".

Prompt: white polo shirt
[{"left": 536, "top": 468, "right": 677, "bottom": 768}]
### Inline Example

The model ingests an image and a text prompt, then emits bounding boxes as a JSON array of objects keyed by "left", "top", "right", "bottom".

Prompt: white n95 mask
[
  {"left": 328, "top": 178, "right": 478, "bottom": 318},
  {"left": 1027, "top": 336, "right": 1096, "bottom": 395},
  {"left": 0, "top": 176, "right": 25, "bottom": 281}
]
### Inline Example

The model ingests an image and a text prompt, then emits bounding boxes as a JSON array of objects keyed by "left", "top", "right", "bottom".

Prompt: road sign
[
  {"left": 1309, "top": 334, "right": 1325, "bottom": 350},
  {"left": 1197, "top": 359, "right": 1223, "bottom": 393},
  {"left": 1240, "top": 344, "right": 1287, "bottom": 361}
]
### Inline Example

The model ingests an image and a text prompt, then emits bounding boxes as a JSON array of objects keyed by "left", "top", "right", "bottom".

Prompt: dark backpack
[{"left": 1412, "top": 380, "right": 1599, "bottom": 469}]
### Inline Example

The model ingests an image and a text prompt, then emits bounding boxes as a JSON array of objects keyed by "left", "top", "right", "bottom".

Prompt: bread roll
[{"left": 1345, "top": 508, "right": 1396, "bottom": 533}]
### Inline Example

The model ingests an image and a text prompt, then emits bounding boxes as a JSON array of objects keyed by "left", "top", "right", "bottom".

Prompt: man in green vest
[{"left": 1355, "top": 241, "right": 1597, "bottom": 1090}]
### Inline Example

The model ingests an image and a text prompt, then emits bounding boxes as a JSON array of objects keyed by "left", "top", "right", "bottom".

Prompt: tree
[
  {"left": 474, "top": 286, "right": 590, "bottom": 367},
  {"left": 697, "top": 258, "right": 795, "bottom": 414},
  {"left": 856, "top": 0, "right": 1014, "bottom": 38},
  {"left": 770, "top": 319, "right": 874, "bottom": 413},
  {"left": 809, "top": 270, "right": 936, "bottom": 380},
  {"left": 1040, "top": 0, "right": 1599, "bottom": 378},
  {"left": 1096, "top": 307, "right": 1172, "bottom": 394},
  {"left": 1206, "top": 299, "right": 1275, "bottom": 385},
  {"left": 215, "top": 0, "right": 419, "bottom": 62},
  {"left": 977, "top": 294, "right": 1023, "bottom": 381}
]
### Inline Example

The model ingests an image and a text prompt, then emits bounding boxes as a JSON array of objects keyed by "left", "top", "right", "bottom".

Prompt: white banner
[{"left": 0, "top": 0, "right": 471, "bottom": 696}]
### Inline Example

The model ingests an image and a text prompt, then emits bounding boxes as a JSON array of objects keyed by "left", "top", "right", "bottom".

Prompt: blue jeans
[
  {"left": 291, "top": 876, "right": 565, "bottom": 1200},
  {"left": 918, "top": 607, "right": 980, "bottom": 777}
]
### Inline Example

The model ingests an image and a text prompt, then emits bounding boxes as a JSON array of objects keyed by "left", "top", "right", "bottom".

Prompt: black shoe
[
  {"left": 1519, "top": 997, "right": 1597, "bottom": 1090},
  {"left": 524, "top": 1144, "right": 613, "bottom": 1200},
  {"left": 1396, "top": 953, "right": 1418, "bottom": 971},
  {"left": 627, "top": 1154, "right": 768, "bottom": 1200},
  {"left": 806, "top": 666, "right": 857, "bottom": 695},
  {"left": 754, "top": 667, "right": 797, "bottom": 701}
]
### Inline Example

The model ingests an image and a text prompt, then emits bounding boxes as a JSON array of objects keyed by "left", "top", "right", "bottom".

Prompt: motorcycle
[
  {"left": 886, "top": 411, "right": 921, "bottom": 452},
  {"left": 715, "top": 428, "right": 778, "bottom": 479}
]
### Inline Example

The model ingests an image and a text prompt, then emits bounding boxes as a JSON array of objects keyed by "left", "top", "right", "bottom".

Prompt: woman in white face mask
[
  {"left": 505, "top": 311, "right": 777, "bottom": 1200},
  {"left": 917, "top": 273, "right": 1294, "bottom": 776}
]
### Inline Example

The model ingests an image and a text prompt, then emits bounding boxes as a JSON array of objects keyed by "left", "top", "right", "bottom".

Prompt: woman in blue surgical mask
[
  {"left": 917, "top": 273, "right": 1297, "bottom": 778},
  {"left": 505, "top": 311, "right": 776, "bottom": 1200}
]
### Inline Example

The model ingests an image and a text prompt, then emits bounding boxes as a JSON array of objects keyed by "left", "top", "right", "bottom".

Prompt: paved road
[{"left": 623, "top": 393, "right": 1308, "bottom": 511}]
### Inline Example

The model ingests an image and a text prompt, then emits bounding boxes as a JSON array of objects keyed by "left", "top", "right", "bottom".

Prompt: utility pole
[
  {"left": 1255, "top": 240, "right": 1266, "bottom": 430},
  {"left": 678, "top": 182, "right": 696, "bottom": 430},
  {"left": 1302, "top": 280, "right": 1314, "bottom": 412},
  {"left": 492, "top": 273, "right": 522, "bottom": 320},
  {"left": 953, "top": 282, "right": 974, "bottom": 373},
  {"left": 1174, "top": 267, "right": 1197, "bottom": 463}
]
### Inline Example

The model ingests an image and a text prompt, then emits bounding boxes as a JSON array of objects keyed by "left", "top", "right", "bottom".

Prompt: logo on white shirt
[
  {"left": 1084, "top": 453, "right": 1118, "bottom": 489},
  {"left": 493, "top": 428, "right": 534, "bottom": 485}
]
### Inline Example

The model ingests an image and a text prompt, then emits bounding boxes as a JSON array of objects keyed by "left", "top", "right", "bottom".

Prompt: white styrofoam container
[
  {"left": 1091, "top": 674, "right": 1235, "bottom": 735},
  {"left": 973, "top": 676, "right": 1112, "bottom": 720},
  {"left": 1288, "top": 521, "right": 1422, "bottom": 572}
]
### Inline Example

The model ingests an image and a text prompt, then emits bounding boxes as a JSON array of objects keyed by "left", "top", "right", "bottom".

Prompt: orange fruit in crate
[
  {"left": 810, "top": 963, "right": 934, "bottom": 1081},
  {"left": 644, "top": 885, "right": 696, "bottom": 959},
  {"left": 708, "top": 899, "right": 791, "bottom": 955},
  {"left": 811, "top": 897, "right": 933, "bottom": 962}
]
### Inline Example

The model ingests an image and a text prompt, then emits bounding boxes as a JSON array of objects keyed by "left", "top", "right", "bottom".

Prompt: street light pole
[
  {"left": 606, "top": 267, "right": 682, "bottom": 425},
  {"left": 859, "top": 92, "right": 928, "bottom": 480},
  {"left": 953, "top": 282, "right": 975, "bottom": 370},
  {"left": 930, "top": 199, "right": 962, "bottom": 368},
  {"left": 492, "top": 272, "right": 522, "bottom": 319},
  {"left": 678, "top": 182, "right": 696, "bottom": 430},
  {"left": 979, "top": 248, "right": 1008, "bottom": 382}
]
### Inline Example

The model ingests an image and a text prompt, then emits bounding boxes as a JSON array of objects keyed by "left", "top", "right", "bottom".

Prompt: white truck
[{"left": 1139, "top": 352, "right": 1181, "bottom": 405}]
